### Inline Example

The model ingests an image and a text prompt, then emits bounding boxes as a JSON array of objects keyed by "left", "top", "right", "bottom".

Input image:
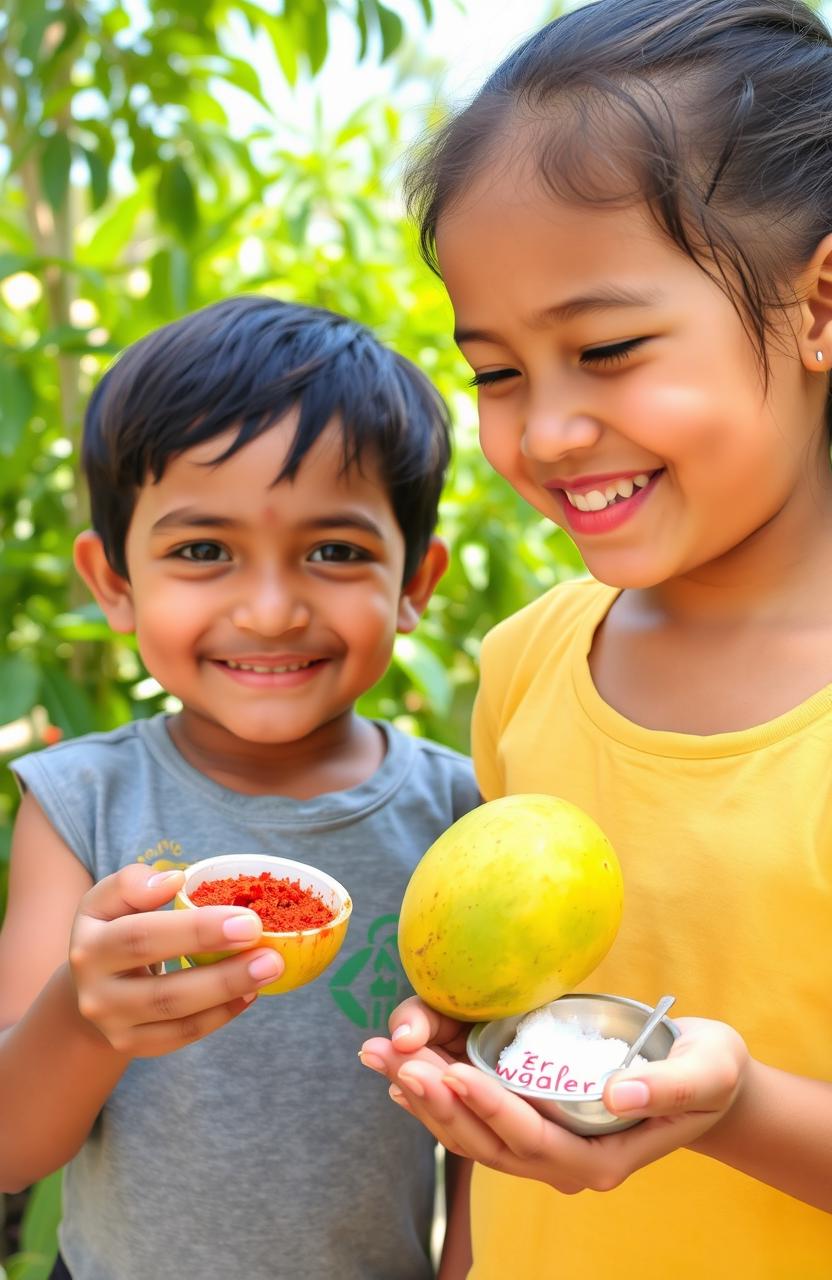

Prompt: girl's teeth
[{"left": 564, "top": 472, "right": 652, "bottom": 512}]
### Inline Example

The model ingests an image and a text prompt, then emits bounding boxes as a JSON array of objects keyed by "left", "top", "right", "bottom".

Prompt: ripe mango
[{"left": 398, "top": 794, "right": 623, "bottom": 1020}]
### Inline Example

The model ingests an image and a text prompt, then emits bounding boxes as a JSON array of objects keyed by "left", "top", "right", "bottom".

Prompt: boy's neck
[{"left": 166, "top": 709, "right": 386, "bottom": 799}]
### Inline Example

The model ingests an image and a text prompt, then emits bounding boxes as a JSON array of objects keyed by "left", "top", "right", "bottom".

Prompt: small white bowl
[{"left": 466, "top": 992, "right": 680, "bottom": 1135}]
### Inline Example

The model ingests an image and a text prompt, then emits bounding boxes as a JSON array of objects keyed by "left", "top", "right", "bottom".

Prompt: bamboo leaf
[
  {"left": 0, "top": 358, "right": 34, "bottom": 455},
  {"left": 39, "top": 132, "right": 72, "bottom": 213},
  {"left": 0, "top": 655, "right": 41, "bottom": 724},
  {"left": 377, "top": 3, "right": 405, "bottom": 60},
  {"left": 156, "top": 160, "right": 199, "bottom": 240}
]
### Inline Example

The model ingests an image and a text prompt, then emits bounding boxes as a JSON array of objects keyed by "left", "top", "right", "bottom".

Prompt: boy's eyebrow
[
  {"left": 453, "top": 286, "right": 662, "bottom": 345},
  {"left": 150, "top": 507, "right": 385, "bottom": 538}
]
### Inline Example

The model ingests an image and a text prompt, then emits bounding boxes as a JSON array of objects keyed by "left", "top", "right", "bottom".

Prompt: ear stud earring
[{"left": 816, "top": 350, "right": 824, "bottom": 364}]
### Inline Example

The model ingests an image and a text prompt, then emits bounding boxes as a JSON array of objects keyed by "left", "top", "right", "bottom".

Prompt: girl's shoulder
[{"left": 483, "top": 576, "right": 616, "bottom": 662}]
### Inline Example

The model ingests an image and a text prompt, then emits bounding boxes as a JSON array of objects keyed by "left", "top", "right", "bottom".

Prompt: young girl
[{"left": 359, "top": 1, "right": 832, "bottom": 1274}]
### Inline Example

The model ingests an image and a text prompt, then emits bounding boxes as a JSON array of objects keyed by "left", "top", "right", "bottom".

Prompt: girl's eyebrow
[{"left": 454, "top": 286, "right": 662, "bottom": 345}]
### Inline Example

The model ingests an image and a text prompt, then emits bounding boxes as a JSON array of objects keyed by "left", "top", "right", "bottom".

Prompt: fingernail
[
  {"left": 397, "top": 1068, "right": 425, "bottom": 1098},
  {"left": 247, "top": 951, "right": 282, "bottom": 981},
  {"left": 389, "top": 1084, "right": 412, "bottom": 1110},
  {"left": 608, "top": 1080, "right": 650, "bottom": 1111},
  {"left": 358, "top": 1051, "right": 385, "bottom": 1073},
  {"left": 222, "top": 912, "right": 261, "bottom": 941},
  {"left": 442, "top": 1074, "right": 468, "bottom": 1098},
  {"left": 148, "top": 870, "right": 182, "bottom": 887},
  {"left": 391, "top": 1023, "right": 412, "bottom": 1043}
]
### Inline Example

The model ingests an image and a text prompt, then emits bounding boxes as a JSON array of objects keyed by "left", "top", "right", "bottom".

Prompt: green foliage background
[{"left": 0, "top": 0, "right": 576, "bottom": 1272}]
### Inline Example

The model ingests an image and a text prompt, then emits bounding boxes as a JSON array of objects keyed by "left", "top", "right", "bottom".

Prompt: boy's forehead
[{"left": 132, "top": 416, "right": 396, "bottom": 530}]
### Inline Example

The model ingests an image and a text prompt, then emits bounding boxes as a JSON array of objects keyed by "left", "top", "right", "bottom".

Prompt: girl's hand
[
  {"left": 360, "top": 1016, "right": 749, "bottom": 1192},
  {"left": 68, "top": 863, "right": 284, "bottom": 1057}
]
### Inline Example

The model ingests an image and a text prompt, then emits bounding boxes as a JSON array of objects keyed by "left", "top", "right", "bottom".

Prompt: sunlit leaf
[{"left": 393, "top": 635, "right": 453, "bottom": 716}]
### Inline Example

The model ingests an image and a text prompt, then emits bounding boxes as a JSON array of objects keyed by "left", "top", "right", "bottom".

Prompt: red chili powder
[{"left": 190, "top": 871, "right": 335, "bottom": 932}]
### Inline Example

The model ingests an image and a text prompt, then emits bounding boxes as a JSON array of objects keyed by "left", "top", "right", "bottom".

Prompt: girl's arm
[
  {"left": 362, "top": 1009, "right": 832, "bottom": 1214},
  {"left": 0, "top": 792, "right": 282, "bottom": 1192}
]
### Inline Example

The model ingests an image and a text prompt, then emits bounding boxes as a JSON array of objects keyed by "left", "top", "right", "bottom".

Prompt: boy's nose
[
  {"left": 520, "top": 409, "right": 603, "bottom": 461},
  {"left": 230, "top": 577, "right": 311, "bottom": 635}
]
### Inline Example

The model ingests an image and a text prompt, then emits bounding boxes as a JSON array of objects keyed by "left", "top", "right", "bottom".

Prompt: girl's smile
[{"left": 436, "top": 160, "right": 831, "bottom": 594}]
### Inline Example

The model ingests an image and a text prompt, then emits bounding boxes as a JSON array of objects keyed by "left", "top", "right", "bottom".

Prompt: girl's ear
[
  {"left": 73, "top": 530, "right": 136, "bottom": 634},
  {"left": 797, "top": 231, "right": 832, "bottom": 369},
  {"left": 396, "top": 535, "right": 450, "bottom": 634}
]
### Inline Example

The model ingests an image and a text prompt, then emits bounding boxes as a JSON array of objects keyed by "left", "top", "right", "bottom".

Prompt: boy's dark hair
[
  {"left": 405, "top": 0, "right": 832, "bottom": 416},
  {"left": 82, "top": 295, "right": 451, "bottom": 583}
]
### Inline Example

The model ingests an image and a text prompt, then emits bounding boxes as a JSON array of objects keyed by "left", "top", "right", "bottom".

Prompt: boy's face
[{"left": 78, "top": 416, "right": 445, "bottom": 749}]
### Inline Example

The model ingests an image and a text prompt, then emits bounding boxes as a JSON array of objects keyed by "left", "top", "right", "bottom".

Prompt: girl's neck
[{"left": 633, "top": 465, "right": 832, "bottom": 629}]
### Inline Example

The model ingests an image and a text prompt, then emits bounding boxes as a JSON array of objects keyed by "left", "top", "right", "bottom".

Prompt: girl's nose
[
  {"left": 520, "top": 409, "right": 603, "bottom": 461},
  {"left": 230, "top": 576, "right": 311, "bottom": 635}
]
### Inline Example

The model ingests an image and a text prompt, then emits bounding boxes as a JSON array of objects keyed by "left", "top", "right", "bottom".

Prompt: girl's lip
[
  {"left": 543, "top": 468, "right": 658, "bottom": 495},
  {"left": 552, "top": 470, "right": 662, "bottom": 534}
]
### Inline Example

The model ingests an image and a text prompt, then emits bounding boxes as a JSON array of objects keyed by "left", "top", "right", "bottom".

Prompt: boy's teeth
[
  {"left": 225, "top": 659, "right": 313, "bottom": 673},
  {"left": 564, "top": 472, "right": 651, "bottom": 512}
]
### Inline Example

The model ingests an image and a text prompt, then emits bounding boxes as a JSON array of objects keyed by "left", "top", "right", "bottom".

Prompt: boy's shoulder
[{"left": 382, "top": 722, "right": 480, "bottom": 817}]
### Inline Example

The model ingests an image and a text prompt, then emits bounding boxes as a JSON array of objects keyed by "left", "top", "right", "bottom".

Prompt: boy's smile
[{"left": 76, "top": 415, "right": 445, "bottom": 791}]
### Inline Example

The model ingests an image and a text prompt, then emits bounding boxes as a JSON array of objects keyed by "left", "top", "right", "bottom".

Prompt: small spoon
[{"left": 618, "top": 994, "right": 676, "bottom": 1070}]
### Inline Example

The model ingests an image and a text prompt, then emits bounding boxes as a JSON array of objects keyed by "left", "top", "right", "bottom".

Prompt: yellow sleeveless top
[{"left": 469, "top": 578, "right": 832, "bottom": 1279}]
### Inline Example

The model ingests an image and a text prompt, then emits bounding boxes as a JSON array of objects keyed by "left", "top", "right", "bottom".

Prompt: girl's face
[{"left": 436, "top": 160, "right": 829, "bottom": 589}]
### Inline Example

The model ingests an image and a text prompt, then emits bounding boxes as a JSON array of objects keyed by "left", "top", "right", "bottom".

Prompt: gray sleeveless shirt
[{"left": 12, "top": 715, "right": 480, "bottom": 1280}]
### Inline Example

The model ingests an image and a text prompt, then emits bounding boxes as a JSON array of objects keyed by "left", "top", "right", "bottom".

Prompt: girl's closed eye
[
  {"left": 308, "top": 542, "right": 369, "bottom": 564},
  {"left": 172, "top": 541, "right": 231, "bottom": 563},
  {"left": 580, "top": 336, "right": 649, "bottom": 368},
  {"left": 468, "top": 367, "right": 521, "bottom": 388}
]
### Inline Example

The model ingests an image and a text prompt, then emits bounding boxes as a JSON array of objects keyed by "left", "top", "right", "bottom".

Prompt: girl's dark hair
[
  {"left": 406, "top": 0, "right": 832, "bottom": 386},
  {"left": 82, "top": 295, "right": 451, "bottom": 583}
]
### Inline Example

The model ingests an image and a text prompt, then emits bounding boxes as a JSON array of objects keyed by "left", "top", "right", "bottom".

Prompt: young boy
[{"left": 0, "top": 296, "right": 480, "bottom": 1280}]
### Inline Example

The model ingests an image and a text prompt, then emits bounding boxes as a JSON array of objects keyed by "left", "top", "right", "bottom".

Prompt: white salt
[{"left": 496, "top": 1006, "right": 646, "bottom": 1097}]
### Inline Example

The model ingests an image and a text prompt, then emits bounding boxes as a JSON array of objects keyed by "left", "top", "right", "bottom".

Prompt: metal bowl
[{"left": 466, "top": 992, "right": 680, "bottom": 1136}]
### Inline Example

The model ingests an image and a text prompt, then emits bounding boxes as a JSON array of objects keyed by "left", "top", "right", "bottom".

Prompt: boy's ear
[
  {"left": 797, "top": 231, "right": 832, "bottom": 368},
  {"left": 396, "top": 535, "right": 449, "bottom": 634},
  {"left": 73, "top": 530, "right": 136, "bottom": 634}
]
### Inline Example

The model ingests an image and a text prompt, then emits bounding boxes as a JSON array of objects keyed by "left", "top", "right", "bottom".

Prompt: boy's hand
[
  {"left": 360, "top": 1014, "right": 748, "bottom": 1191},
  {"left": 69, "top": 864, "right": 283, "bottom": 1057}
]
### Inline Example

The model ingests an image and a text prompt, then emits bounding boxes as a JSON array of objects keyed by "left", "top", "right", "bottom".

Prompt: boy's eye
[
  {"left": 308, "top": 542, "right": 367, "bottom": 563},
  {"left": 174, "top": 541, "right": 230, "bottom": 563},
  {"left": 468, "top": 367, "right": 520, "bottom": 388},
  {"left": 580, "top": 337, "right": 648, "bottom": 367}
]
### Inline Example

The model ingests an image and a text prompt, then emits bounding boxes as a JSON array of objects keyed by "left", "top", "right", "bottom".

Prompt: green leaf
[
  {"left": 0, "top": 252, "right": 34, "bottom": 281},
  {"left": 40, "top": 667, "right": 98, "bottom": 739},
  {"left": 84, "top": 147, "right": 109, "bottom": 210},
  {"left": 377, "top": 4, "right": 404, "bottom": 60},
  {"left": 0, "top": 655, "right": 41, "bottom": 724},
  {"left": 0, "top": 359, "right": 35, "bottom": 455},
  {"left": 149, "top": 246, "right": 191, "bottom": 317},
  {"left": 20, "top": 1169, "right": 62, "bottom": 1259},
  {"left": 156, "top": 160, "right": 199, "bottom": 240},
  {"left": 39, "top": 133, "right": 73, "bottom": 213},
  {"left": 393, "top": 634, "right": 452, "bottom": 716},
  {"left": 305, "top": 0, "right": 330, "bottom": 75}
]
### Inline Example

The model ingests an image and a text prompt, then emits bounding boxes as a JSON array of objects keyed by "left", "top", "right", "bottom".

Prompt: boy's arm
[
  {"left": 0, "top": 790, "right": 128, "bottom": 1191},
  {"left": 0, "top": 791, "right": 283, "bottom": 1192},
  {"left": 436, "top": 1153, "right": 472, "bottom": 1280}
]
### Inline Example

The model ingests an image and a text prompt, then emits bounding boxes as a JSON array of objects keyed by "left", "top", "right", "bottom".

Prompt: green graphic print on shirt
[{"left": 329, "top": 913, "right": 410, "bottom": 1029}]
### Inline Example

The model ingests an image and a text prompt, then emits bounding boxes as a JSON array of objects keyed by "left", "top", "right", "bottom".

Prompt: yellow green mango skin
[{"left": 398, "top": 794, "right": 624, "bottom": 1021}]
